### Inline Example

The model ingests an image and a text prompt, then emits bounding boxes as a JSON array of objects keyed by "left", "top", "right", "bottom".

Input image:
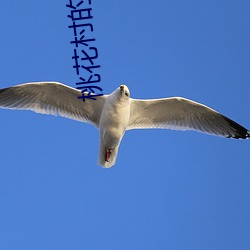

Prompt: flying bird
[{"left": 0, "top": 82, "right": 249, "bottom": 168}]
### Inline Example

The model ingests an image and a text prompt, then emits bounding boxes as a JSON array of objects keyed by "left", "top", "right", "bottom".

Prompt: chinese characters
[{"left": 66, "top": 0, "right": 103, "bottom": 101}]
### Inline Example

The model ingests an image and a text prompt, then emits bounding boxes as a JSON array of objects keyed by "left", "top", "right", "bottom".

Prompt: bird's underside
[
  {"left": 0, "top": 82, "right": 249, "bottom": 168},
  {"left": 105, "top": 149, "right": 112, "bottom": 162}
]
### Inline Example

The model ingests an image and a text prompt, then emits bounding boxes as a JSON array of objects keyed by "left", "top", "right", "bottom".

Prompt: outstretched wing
[
  {"left": 0, "top": 82, "right": 106, "bottom": 127},
  {"left": 128, "top": 97, "right": 249, "bottom": 139}
]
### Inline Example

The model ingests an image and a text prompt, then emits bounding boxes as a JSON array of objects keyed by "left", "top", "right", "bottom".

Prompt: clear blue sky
[{"left": 0, "top": 1, "right": 249, "bottom": 249}]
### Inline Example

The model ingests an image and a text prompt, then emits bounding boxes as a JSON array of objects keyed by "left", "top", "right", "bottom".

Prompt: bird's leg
[{"left": 105, "top": 149, "right": 112, "bottom": 162}]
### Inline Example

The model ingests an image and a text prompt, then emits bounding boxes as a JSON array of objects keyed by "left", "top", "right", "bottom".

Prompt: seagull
[{"left": 0, "top": 82, "right": 249, "bottom": 168}]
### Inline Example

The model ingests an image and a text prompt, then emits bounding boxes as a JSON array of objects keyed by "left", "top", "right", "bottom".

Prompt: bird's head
[
  {"left": 110, "top": 84, "right": 130, "bottom": 103},
  {"left": 119, "top": 84, "right": 130, "bottom": 98}
]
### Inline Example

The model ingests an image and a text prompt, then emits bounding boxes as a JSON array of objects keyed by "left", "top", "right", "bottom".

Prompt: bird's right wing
[
  {"left": 0, "top": 82, "right": 106, "bottom": 127},
  {"left": 128, "top": 97, "right": 249, "bottom": 139}
]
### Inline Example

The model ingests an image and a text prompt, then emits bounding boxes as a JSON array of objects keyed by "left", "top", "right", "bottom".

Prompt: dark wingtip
[
  {"left": 247, "top": 131, "right": 250, "bottom": 138},
  {"left": 222, "top": 115, "right": 250, "bottom": 139}
]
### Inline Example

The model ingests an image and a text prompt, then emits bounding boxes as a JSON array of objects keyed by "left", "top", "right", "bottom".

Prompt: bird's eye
[{"left": 125, "top": 92, "right": 129, "bottom": 97}]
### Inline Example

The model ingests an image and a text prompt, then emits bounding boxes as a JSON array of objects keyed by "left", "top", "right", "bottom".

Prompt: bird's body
[
  {"left": 0, "top": 82, "right": 249, "bottom": 168},
  {"left": 98, "top": 86, "right": 130, "bottom": 167}
]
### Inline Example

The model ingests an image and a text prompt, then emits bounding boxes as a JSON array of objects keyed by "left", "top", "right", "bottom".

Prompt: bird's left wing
[
  {"left": 0, "top": 82, "right": 106, "bottom": 127},
  {"left": 128, "top": 97, "right": 249, "bottom": 139}
]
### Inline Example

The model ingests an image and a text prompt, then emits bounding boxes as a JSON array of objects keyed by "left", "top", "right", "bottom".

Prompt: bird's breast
[{"left": 99, "top": 99, "right": 130, "bottom": 140}]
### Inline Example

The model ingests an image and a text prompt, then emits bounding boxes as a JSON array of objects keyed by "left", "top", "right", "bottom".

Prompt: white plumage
[{"left": 0, "top": 82, "right": 249, "bottom": 168}]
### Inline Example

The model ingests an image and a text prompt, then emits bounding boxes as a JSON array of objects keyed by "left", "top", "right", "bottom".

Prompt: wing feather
[
  {"left": 0, "top": 82, "right": 106, "bottom": 127},
  {"left": 128, "top": 97, "right": 249, "bottom": 139}
]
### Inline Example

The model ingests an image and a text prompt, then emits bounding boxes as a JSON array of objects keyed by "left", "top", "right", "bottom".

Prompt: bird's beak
[{"left": 120, "top": 85, "right": 125, "bottom": 93}]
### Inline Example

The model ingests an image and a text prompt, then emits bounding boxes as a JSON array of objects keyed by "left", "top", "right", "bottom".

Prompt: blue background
[{"left": 0, "top": 1, "right": 249, "bottom": 249}]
